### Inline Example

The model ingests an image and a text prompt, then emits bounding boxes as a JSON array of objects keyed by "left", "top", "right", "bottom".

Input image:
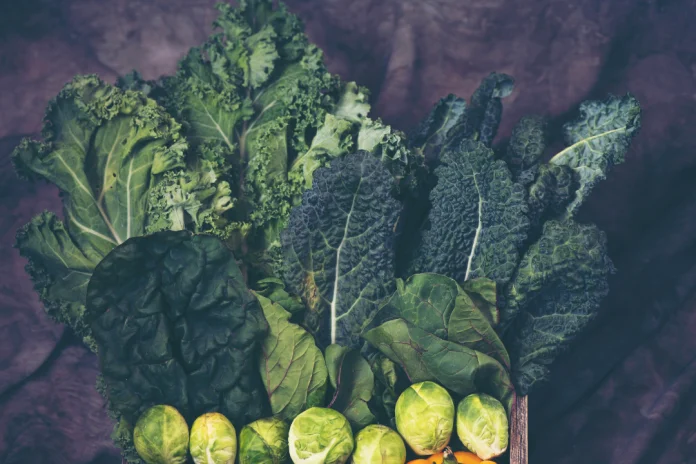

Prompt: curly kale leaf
[
  {"left": 325, "top": 344, "right": 376, "bottom": 430},
  {"left": 503, "top": 220, "right": 614, "bottom": 394},
  {"left": 255, "top": 293, "right": 328, "bottom": 421},
  {"left": 85, "top": 231, "right": 270, "bottom": 429},
  {"left": 281, "top": 152, "right": 400, "bottom": 349},
  {"left": 549, "top": 94, "right": 641, "bottom": 217},
  {"left": 412, "top": 139, "right": 529, "bottom": 285},
  {"left": 13, "top": 75, "right": 187, "bottom": 349}
]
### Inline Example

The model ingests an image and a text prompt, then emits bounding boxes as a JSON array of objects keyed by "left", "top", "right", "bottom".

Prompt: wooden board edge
[{"left": 509, "top": 394, "right": 528, "bottom": 464}]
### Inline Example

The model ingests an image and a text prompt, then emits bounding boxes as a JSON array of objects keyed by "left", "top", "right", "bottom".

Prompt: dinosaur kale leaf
[
  {"left": 13, "top": 75, "right": 187, "bottom": 350},
  {"left": 281, "top": 152, "right": 400, "bottom": 349}
]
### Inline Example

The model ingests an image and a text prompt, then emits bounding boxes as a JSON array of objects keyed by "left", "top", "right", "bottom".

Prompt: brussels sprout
[
  {"left": 239, "top": 417, "right": 289, "bottom": 464},
  {"left": 395, "top": 381, "right": 454, "bottom": 455},
  {"left": 352, "top": 424, "right": 407, "bottom": 464},
  {"left": 456, "top": 393, "right": 508, "bottom": 460},
  {"left": 189, "top": 412, "right": 238, "bottom": 464},
  {"left": 288, "top": 407, "right": 354, "bottom": 464},
  {"left": 133, "top": 405, "right": 189, "bottom": 464}
]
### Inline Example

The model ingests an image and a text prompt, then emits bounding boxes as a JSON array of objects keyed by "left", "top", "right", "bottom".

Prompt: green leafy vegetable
[
  {"left": 255, "top": 292, "right": 328, "bottom": 421},
  {"left": 239, "top": 417, "right": 290, "bottom": 464},
  {"left": 411, "top": 139, "right": 528, "bottom": 285},
  {"left": 13, "top": 75, "right": 187, "bottom": 349},
  {"left": 549, "top": 94, "right": 641, "bottom": 217},
  {"left": 281, "top": 152, "right": 400, "bottom": 348},
  {"left": 85, "top": 231, "right": 269, "bottom": 443},
  {"left": 363, "top": 319, "right": 514, "bottom": 414},
  {"left": 503, "top": 220, "right": 613, "bottom": 395},
  {"left": 325, "top": 345, "right": 376, "bottom": 429}
]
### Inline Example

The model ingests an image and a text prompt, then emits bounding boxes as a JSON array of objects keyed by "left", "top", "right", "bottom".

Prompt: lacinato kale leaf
[
  {"left": 13, "top": 75, "right": 187, "bottom": 350},
  {"left": 281, "top": 152, "right": 400, "bottom": 349},
  {"left": 255, "top": 293, "right": 328, "bottom": 421},
  {"left": 85, "top": 231, "right": 269, "bottom": 428},
  {"left": 411, "top": 139, "right": 529, "bottom": 285},
  {"left": 503, "top": 220, "right": 613, "bottom": 395}
]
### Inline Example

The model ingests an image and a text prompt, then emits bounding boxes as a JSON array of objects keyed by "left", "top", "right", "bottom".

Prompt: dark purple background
[{"left": 2, "top": 0, "right": 696, "bottom": 462}]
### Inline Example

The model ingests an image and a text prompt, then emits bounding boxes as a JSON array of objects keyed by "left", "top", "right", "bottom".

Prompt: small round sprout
[
  {"left": 395, "top": 381, "right": 454, "bottom": 455},
  {"left": 238, "top": 417, "right": 289, "bottom": 464},
  {"left": 456, "top": 393, "right": 508, "bottom": 460},
  {"left": 189, "top": 412, "right": 238, "bottom": 464},
  {"left": 133, "top": 404, "right": 189, "bottom": 464},
  {"left": 352, "top": 424, "right": 407, "bottom": 464},
  {"left": 288, "top": 407, "right": 354, "bottom": 464}
]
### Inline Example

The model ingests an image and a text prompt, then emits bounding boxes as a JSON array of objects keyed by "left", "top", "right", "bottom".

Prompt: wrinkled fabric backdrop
[{"left": 1, "top": 0, "right": 696, "bottom": 463}]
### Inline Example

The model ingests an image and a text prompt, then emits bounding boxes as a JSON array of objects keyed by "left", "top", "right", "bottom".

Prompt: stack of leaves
[{"left": 11, "top": 0, "right": 641, "bottom": 462}]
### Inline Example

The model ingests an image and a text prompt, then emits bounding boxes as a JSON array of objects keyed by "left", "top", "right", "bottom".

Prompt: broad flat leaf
[
  {"left": 85, "top": 231, "right": 269, "bottom": 426},
  {"left": 281, "top": 152, "right": 400, "bottom": 348},
  {"left": 549, "top": 94, "right": 641, "bottom": 217},
  {"left": 13, "top": 75, "right": 187, "bottom": 348},
  {"left": 412, "top": 139, "right": 529, "bottom": 285},
  {"left": 461, "top": 277, "right": 499, "bottom": 327},
  {"left": 255, "top": 293, "right": 328, "bottom": 421},
  {"left": 325, "top": 344, "right": 376, "bottom": 429},
  {"left": 504, "top": 220, "right": 613, "bottom": 395},
  {"left": 363, "top": 318, "right": 514, "bottom": 414}
]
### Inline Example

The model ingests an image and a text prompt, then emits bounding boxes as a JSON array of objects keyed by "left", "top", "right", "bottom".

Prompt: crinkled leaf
[
  {"left": 502, "top": 115, "right": 548, "bottom": 185},
  {"left": 526, "top": 164, "right": 576, "bottom": 229},
  {"left": 13, "top": 75, "right": 187, "bottom": 348},
  {"left": 255, "top": 293, "right": 328, "bottom": 421},
  {"left": 409, "top": 94, "right": 467, "bottom": 163},
  {"left": 469, "top": 72, "right": 514, "bottom": 147},
  {"left": 281, "top": 152, "right": 400, "bottom": 348},
  {"left": 412, "top": 139, "right": 529, "bottom": 285},
  {"left": 549, "top": 94, "right": 641, "bottom": 217},
  {"left": 85, "top": 231, "right": 269, "bottom": 427},
  {"left": 254, "top": 277, "right": 305, "bottom": 316},
  {"left": 363, "top": 318, "right": 514, "bottom": 414},
  {"left": 504, "top": 220, "right": 614, "bottom": 394},
  {"left": 325, "top": 344, "right": 376, "bottom": 429}
]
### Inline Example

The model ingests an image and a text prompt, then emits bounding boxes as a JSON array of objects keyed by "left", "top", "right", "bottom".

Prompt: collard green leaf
[
  {"left": 504, "top": 220, "right": 614, "bottom": 395},
  {"left": 13, "top": 75, "right": 187, "bottom": 349},
  {"left": 549, "top": 94, "right": 641, "bottom": 217},
  {"left": 255, "top": 293, "right": 328, "bottom": 421},
  {"left": 412, "top": 139, "right": 529, "bottom": 285},
  {"left": 281, "top": 152, "right": 400, "bottom": 348},
  {"left": 325, "top": 345, "right": 376, "bottom": 429},
  {"left": 85, "top": 231, "right": 269, "bottom": 427},
  {"left": 363, "top": 319, "right": 514, "bottom": 414}
]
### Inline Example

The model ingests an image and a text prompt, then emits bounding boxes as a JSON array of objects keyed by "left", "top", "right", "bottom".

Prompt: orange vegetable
[{"left": 407, "top": 450, "right": 483, "bottom": 464}]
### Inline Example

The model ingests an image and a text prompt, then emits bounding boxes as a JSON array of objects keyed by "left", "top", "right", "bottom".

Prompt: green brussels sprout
[
  {"left": 189, "top": 412, "right": 238, "bottom": 464},
  {"left": 239, "top": 417, "right": 289, "bottom": 464},
  {"left": 133, "top": 405, "right": 189, "bottom": 464},
  {"left": 395, "top": 381, "right": 454, "bottom": 455},
  {"left": 456, "top": 393, "right": 509, "bottom": 460},
  {"left": 288, "top": 407, "right": 354, "bottom": 464},
  {"left": 352, "top": 424, "right": 407, "bottom": 464}
]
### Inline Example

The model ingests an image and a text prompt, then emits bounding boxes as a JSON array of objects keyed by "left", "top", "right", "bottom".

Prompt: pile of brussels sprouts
[{"left": 132, "top": 381, "right": 508, "bottom": 464}]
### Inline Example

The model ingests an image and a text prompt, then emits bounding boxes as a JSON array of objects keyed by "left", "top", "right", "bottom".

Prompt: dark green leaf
[
  {"left": 412, "top": 139, "right": 529, "bottom": 285},
  {"left": 325, "top": 344, "right": 376, "bottom": 429},
  {"left": 281, "top": 152, "right": 400, "bottom": 348},
  {"left": 502, "top": 115, "right": 548, "bottom": 184},
  {"left": 85, "top": 231, "right": 269, "bottom": 426},
  {"left": 461, "top": 277, "right": 499, "bottom": 327},
  {"left": 254, "top": 277, "right": 305, "bottom": 316},
  {"left": 409, "top": 94, "right": 468, "bottom": 163},
  {"left": 363, "top": 318, "right": 514, "bottom": 414},
  {"left": 255, "top": 293, "right": 328, "bottom": 421},
  {"left": 527, "top": 164, "right": 576, "bottom": 229},
  {"left": 504, "top": 220, "right": 614, "bottom": 394}
]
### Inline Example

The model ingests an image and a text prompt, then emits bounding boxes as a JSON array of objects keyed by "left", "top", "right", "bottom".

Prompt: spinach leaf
[
  {"left": 85, "top": 231, "right": 269, "bottom": 426},
  {"left": 255, "top": 293, "right": 328, "bottom": 421},
  {"left": 325, "top": 345, "right": 376, "bottom": 429},
  {"left": 281, "top": 152, "right": 400, "bottom": 348}
]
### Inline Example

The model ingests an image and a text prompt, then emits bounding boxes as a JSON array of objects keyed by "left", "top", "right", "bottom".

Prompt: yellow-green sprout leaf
[
  {"left": 395, "top": 381, "right": 454, "bottom": 456},
  {"left": 133, "top": 405, "right": 189, "bottom": 464},
  {"left": 189, "top": 412, "right": 237, "bottom": 464},
  {"left": 239, "top": 417, "right": 289, "bottom": 464},
  {"left": 456, "top": 393, "right": 508, "bottom": 460}
]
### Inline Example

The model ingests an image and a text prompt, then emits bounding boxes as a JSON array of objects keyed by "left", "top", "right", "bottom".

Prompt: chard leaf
[
  {"left": 255, "top": 293, "right": 328, "bottom": 421},
  {"left": 549, "top": 94, "right": 641, "bottom": 217},
  {"left": 412, "top": 139, "right": 529, "bottom": 285},
  {"left": 504, "top": 220, "right": 614, "bottom": 394},
  {"left": 363, "top": 318, "right": 514, "bottom": 414},
  {"left": 325, "top": 345, "right": 376, "bottom": 429},
  {"left": 85, "top": 231, "right": 270, "bottom": 426},
  {"left": 281, "top": 152, "right": 400, "bottom": 349},
  {"left": 13, "top": 75, "right": 187, "bottom": 349}
]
